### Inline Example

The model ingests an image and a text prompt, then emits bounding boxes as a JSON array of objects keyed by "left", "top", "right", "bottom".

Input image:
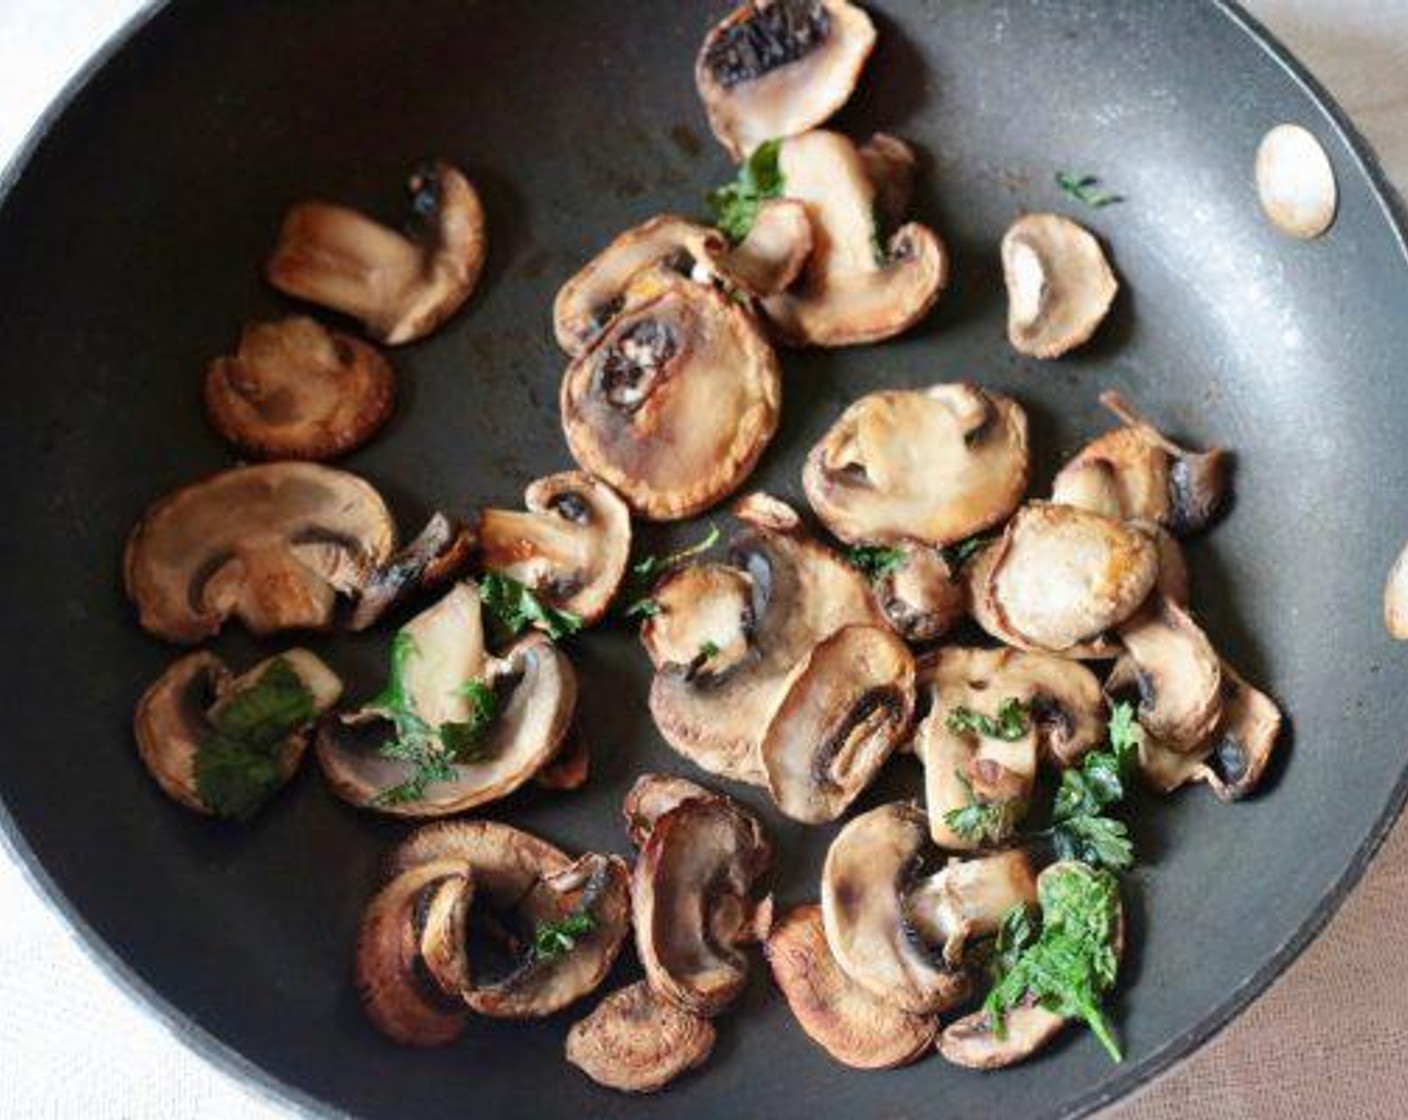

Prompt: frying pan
[{"left": 2, "top": 1, "right": 1405, "bottom": 1117}]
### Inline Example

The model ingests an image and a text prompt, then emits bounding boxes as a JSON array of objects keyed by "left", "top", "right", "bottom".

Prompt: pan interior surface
[{"left": 0, "top": 2, "right": 1405, "bottom": 1118}]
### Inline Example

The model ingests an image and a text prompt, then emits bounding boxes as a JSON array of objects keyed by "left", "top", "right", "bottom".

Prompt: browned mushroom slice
[
  {"left": 266, "top": 160, "right": 485, "bottom": 345},
  {"left": 535, "top": 720, "right": 591, "bottom": 791},
  {"left": 760, "top": 624, "right": 915, "bottom": 822},
  {"left": 696, "top": 0, "right": 876, "bottom": 160},
  {"left": 804, "top": 384, "right": 1030, "bottom": 547},
  {"left": 763, "top": 131, "right": 947, "bottom": 346},
  {"left": 1196, "top": 662, "right": 1283, "bottom": 800},
  {"left": 387, "top": 821, "right": 631, "bottom": 1019},
  {"left": 125, "top": 463, "right": 396, "bottom": 644},
  {"left": 865, "top": 541, "right": 966, "bottom": 644},
  {"left": 348, "top": 511, "right": 476, "bottom": 632},
  {"left": 478, "top": 471, "right": 631, "bottom": 625},
  {"left": 639, "top": 562, "right": 757, "bottom": 679},
  {"left": 134, "top": 648, "right": 341, "bottom": 817},
  {"left": 718, "top": 198, "right": 814, "bottom": 296},
  {"left": 984, "top": 502, "right": 1159, "bottom": 653},
  {"left": 633, "top": 796, "right": 771, "bottom": 1016},
  {"left": 938, "top": 1004, "right": 1067, "bottom": 1070},
  {"left": 1001, "top": 213, "right": 1118, "bottom": 358},
  {"left": 621, "top": 771, "right": 717, "bottom": 847},
  {"left": 566, "top": 981, "right": 716, "bottom": 1093},
  {"left": 1106, "top": 656, "right": 1207, "bottom": 793},
  {"left": 767, "top": 904, "right": 937, "bottom": 1069},
  {"left": 560, "top": 270, "right": 781, "bottom": 521},
  {"left": 860, "top": 133, "right": 917, "bottom": 226},
  {"left": 1387, "top": 540, "right": 1408, "bottom": 640},
  {"left": 648, "top": 494, "right": 887, "bottom": 784},
  {"left": 356, "top": 858, "right": 473, "bottom": 1046},
  {"left": 904, "top": 851, "right": 1039, "bottom": 968},
  {"left": 1116, "top": 596, "right": 1223, "bottom": 752}
]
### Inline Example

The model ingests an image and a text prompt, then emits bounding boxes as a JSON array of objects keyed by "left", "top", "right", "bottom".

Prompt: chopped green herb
[
  {"left": 845, "top": 544, "right": 907, "bottom": 580},
  {"left": 707, "top": 139, "right": 784, "bottom": 242},
  {"left": 944, "top": 772, "right": 1023, "bottom": 845},
  {"left": 1055, "top": 171, "right": 1123, "bottom": 209},
  {"left": 990, "top": 903, "right": 1038, "bottom": 980},
  {"left": 621, "top": 523, "right": 720, "bottom": 618},
  {"left": 625, "top": 597, "right": 661, "bottom": 620},
  {"left": 480, "top": 571, "right": 583, "bottom": 642},
  {"left": 1044, "top": 702, "right": 1140, "bottom": 872},
  {"left": 939, "top": 535, "right": 994, "bottom": 574},
  {"left": 946, "top": 697, "right": 1031, "bottom": 741},
  {"left": 534, "top": 910, "right": 596, "bottom": 960},
  {"left": 698, "top": 640, "right": 720, "bottom": 660},
  {"left": 1107, "top": 700, "right": 1140, "bottom": 770}
]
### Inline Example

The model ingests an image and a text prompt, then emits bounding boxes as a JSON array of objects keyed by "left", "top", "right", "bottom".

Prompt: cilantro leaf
[
  {"left": 1044, "top": 703, "right": 1141, "bottom": 872},
  {"left": 1051, "top": 814, "right": 1134, "bottom": 871},
  {"left": 480, "top": 572, "right": 583, "bottom": 641},
  {"left": 946, "top": 697, "right": 1031, "bottom": 741},
  {"left": 706, "top": 140, "right": 784, "bottom": 242},
  {"left": 845, "top": 544, "right": 907, "bottom": 580},
  {"left": 193, "top": 733, "right": 288, "bottom": 820},
  {"left": 1056, "top": 171, "right": 1123, "bottom": 209},
  {"left": 1107, "top": 700, "right": 1140, "bottom": 772},
  {"left": 534, "top": 910, "right": 596, "bottom": 960}
]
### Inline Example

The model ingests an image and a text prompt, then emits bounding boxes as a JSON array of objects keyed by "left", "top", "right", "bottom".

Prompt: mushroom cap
[
  {"left": 937, "top": 1004, "right": 1067, "bottom": 1070},
  {"left": 695, "top": 0, "right": 876, "bottom": 160},
  {"left": 203, "top": 316, "right": 395, "bottom": 461},
  {"left": 621, "top": 771, "right": 721, "bottom": 848},
  {"left": 565, "top": 981, "right": 716, "bottom": 1093},
  {"left": 1002, "top": 212, "right": 1118, "bottom": 358},
  {"left": 560, "top": 270, "right": 782, "bottom": 521},
  {"left": 760, "top": 623, "right": 916, "bottom": 823},
  {"left": 632, "top": 796, "right": 771, "bottom": 1016},
  {"left": 1256, "top": 123, "right": 1338, "bottom": 240},
  {"left": 266, "top": 160, "right": 485, "bottom": 345},
  {"left": 871, "top": 541, "right": 969, "bottom": 644},
  {"left": 820, "top": 803, "right": 970, "bottom": 1014},
  {"left": 125, "top": 462, "right": 395, "bottom": 644},
  {"left": 478, "top": 470, "right": 632, "bottom": 625},
  {"left": 766, "top": 904, "right": 938, "bottom": 1069},
  {"left": 804, "top": 384, "right": 1030, "bottom": 546},
  {"left": 762, "top": 131, "right": 948, "bottom": 347},
  {"left": 1116, "top": 595, "right": 1223, "bottom": 752},
  {"left": 720, "top": 198, "right": 814, "bottom": 296}
]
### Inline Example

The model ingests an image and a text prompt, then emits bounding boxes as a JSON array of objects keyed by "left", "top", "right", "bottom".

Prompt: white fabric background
[{"left": 2, "top": 2, "right": 1406, "bottom": 1117}]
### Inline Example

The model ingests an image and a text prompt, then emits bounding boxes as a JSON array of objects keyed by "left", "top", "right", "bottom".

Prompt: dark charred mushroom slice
[
  {"left": 124, "top": 463, "right": 396, "bottom": 644},
  {"left": 804, "top": 384, "right": 1030, "bottom": 547},
  {"left": 621, "top": 771, "right": 719, "bottom": 848},
  {"left": 1001, "top": 213, "right": 1118, "bottom": 358},
  {"left": 633, "top": 796, "right": 771, "bottom": 1016},
  {"left": 719, "top": 198, "right": 814, "bottom": 296},
  {"left": 1387, "top": 540, "right": 1408, "bottom": 640},
  {"left": 767, "top": 904, "right": 938, "bottom": 1069},
  {"left": 478, "top": 471, "right": 631, "bottom": 625},
  {"left": 348, "top": 511, "right": 476, "bottom": 632},
  {"left": 760, "top": 624, "right": 916, "bottom": 823},
  {"left": 566, "top": 981, "right": 717, "bottom": 1093},
  {"left": 1115, "top": 596, "right": 1223, "bottom": 752},
  {"left": 560, "top": 270, "right": 781, "bottom": 521},
  {"left": 872, "top": 541, "right": 969, "bottom": 643},
  {"left": 938, "top": 1005, "right": 1067, "bottom": 1070},
  {"left": 696, "top": 0, "right": 876, "bottom": 160},
  {"left": 763, "top": 130, "right": 948, "bottom": 346},
  {"left": 266, "top": 160, "right": 485, "bottom": 345}
]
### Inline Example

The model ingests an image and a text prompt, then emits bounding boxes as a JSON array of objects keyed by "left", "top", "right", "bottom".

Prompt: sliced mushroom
[
  {"left": 388, "top": 821, "right": 631, "bottom": 1018},
  {"left": 1116, "top": 595, "right": 1223, "bottom": 752},
  {"left": 566, "top": 981, "right": 717, "bottom": 1093},
  {"left": 1257, "top": 123, "right": 1338, "bottom": 240},
  {"left": 820, "top": 803, "right": 970, "bottom": 1014},
  {"left": 648, "top": 494, "right": 887, "bottom": 784},
  {"left": 719, "top": 198, "right": 814, "bottom": 296},
  {"left": 355, "top": 858, "right": 473, "bottom": 1046},
  {"left": 1051, "top": 390, "right": 1229, "bottom": 536},
  {"left": 560, "top": 269, "right": 781, "bottom": 521},
  {"left": 622, "top": 771, "right": 717, "bottom": 847},
  {"left": 938, "top": 1004, "right": 1067, "bottom": 1070},
  {"left": 859, "top": 133, "right": 917, "bottom": 226},
  {"left": 266, "top": 160, "right": 485, "bottom": 345},
  {"left": 763, "top": 130, "right": 948, "bottom": 346},
  {"left": 804, "top": 384, "right": 1030, "bottom": 546},
  {"left": 983, "top": 502, "right": 1159, "bottom": 653},
  {"left": 535, "top": 720, "right": 591, "bottom": 791},
  {"left": 125, "top": 463, "right": 396, "bottom": 644},
  {"left": 767, "top": 903, "right": 937, "bottom": 1069},
  {"left": 640, "top": 562, "right": 757, "bottom": 680},
  {"left": 1387, "top": 540, "right": 1408, "bottom": 640},
  {"left": 872, "top": 541, "right": 969, "bottom": 643},
  {"left": 1001, "top": 213, "right": 1118, "bottom": 358},
  {"left": 633, "top": 796, "right": 771, "bottom": 1016},
  {"left": 696, "top": 0, "right": 876, "bottom": 160},
  {"left": 134, "top": 648, "right": 341, "bottom": 816},
  {"left": 760, "top": 624, "right": 916, "bottom": 822},
  {"left": 348, "top": 511, "right": 476, "bottom": 632},
  {"left": 904, "top": 850, "right": 1039, "bottom": 968},
  {"left": 478, "top": 471, "right": 631, "bottom": 625}
]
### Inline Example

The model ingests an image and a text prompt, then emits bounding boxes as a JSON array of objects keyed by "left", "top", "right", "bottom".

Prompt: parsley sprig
[
  {"left": 622, "top": 522, "right": 720, "bottom": 619},
  {"left": 480, "top": 572, "right": 583, "bottom": 642},
  {"left": 706, "top": 140, "right": 784, "bottom": 242},
  {"left": 1043, "top": 701, "right": 1139, "bottom": 872},
  {"left": 945, "top": 773, "right": 1024, "bottom": 845},
  {"left": 533, "top": 911, "right": 596, "bottom": 960},
  {"left": 946, "top": 697, "right": 1031, "bottom": 741},
  {"left": 1056, "top": 171, "right": 1123, "bottom": 209}
]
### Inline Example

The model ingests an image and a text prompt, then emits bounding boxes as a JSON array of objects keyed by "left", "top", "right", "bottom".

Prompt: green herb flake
[
  {"left": 944, "top": 772, "right": 1023, "bottom": 845},
  {"left": 1043, "top": 704, "right": 1141, "bottom": 873},
  {"left": 945, "top": 697, "right": 1031, "bottom": 741},
  {"left": 480, "top": 572, "right": 583, "bottom": 642},
  {"left": 621, "top": 522, "right": 720, "bottom": 618},
  {"left": 845, "top": 544, "right": 907, "bottom": 581},
  {"left": 1055, "top": 171, "right": 1124, "bottom": 209},
  {"left": 706, "top": 139, "right": 784, "bottom": 242},
  {"left": 939, "top": 535, "right": 994, "bottom": 574},
  {"left": 698, "top": 640, "right": 720, "bottom": 660},
  {"left": 534, "top": 910, "right": 597, "bottom": 960}
]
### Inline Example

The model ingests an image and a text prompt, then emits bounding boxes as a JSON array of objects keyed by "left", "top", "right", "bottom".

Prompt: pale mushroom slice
[
  {"left": 1051, "top": 390, "right": 1229, "bottom": 536},
  {"left": 871, "top": 541, "right": 969, "bottom": 643},
  {"left": 805, "top": 384, "right": 1030, "bottom": 547},
  {"left": 387, "top": 821, "right": 631, "bottom": 1019},
  {"left": 820, "top": 803, "right": 971, "bottom": 1014},
  {"left": 621, "top": 771, "right": 719, "bottom": 848},
  {"left": 134, "top": 648, "right": 341, "bottom": 817},
  {"left": 1115, "top": 595, "right": 1223, "bottom": 752},
  {"left": 639, "top": 562, "right": 757, "bottom": 680},
  {"left": 1002, "top": 212, "right": 1118, "bottom": 358},
  {"left": 560, "top": 269, "right": 782, "bottom": 521},
  {"left": 124, "top": 463, "right": 396, "bottom": 644},
  {"left": 984, "top": 502, "right": 1160, "bottom": 653},
  {"left": 478, "top": 471, "right": 631, "bottom": 625},
  {"left": 904, "top": 851, "right": 1039, "bottom": 968},
  {"left": 1387, "top": 540, "right": 1408, "bottom": 640},
  {"left": 1257, "top": 123, "right": 1338, "bottom": 240},
  {"left": 763, "top": 130, "right": 948, "bottom": 346},
  {"left": 760, "top": 624, "right": 916, "bottom": 823},
  {"left": 317, "top": 582, "right": 577, "bottom": 816},
  {"left": 695, "top": 0, "right": 877, "bottom": 160},
  {"left": 767, "top": 904, "right": 938, "bottom": 1069},
  {"left": 566, "top": 981, "right": 716, "bottom": 1093},
  {"left": 648, "top": 494, "right": 887, "bottom": 785},
  {"left": 860, "top": 133, "right": 917, "bottom": 226},
  {"left": 719, "top": 198, "right": 814, "bottom": 296},
  {"left": 633, "top": 796, "right": 772, "bottom": 1016},
  {"left": 266, "top": 160, "right": 485, "bottom": 345},
  {"left": 203, "top": 316, "right": 395, "bottom": 461}
]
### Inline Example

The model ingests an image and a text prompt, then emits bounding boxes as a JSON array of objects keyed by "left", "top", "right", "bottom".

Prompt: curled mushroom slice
[
  {"left": 640, "top": 562, "right": 757, "bottom": 680},
  {"left": 633, "top": 796, "right": 771, "bottom": 1016},
  {"left": 938, "top": 1004, "right": 1067, "bottom": 1070},
  {"left": 719, "top": 198, "right": 813, "bottom": 296},
  {"left": 1116, "top": 596, "right": 1223, "bottom": 752},
  {"left": 1387, "top": 541, "right": 1408, "bottom": 640},
  {"left": 805, "top": 384, "right": 1030, "bottom": 547},
  {"left": 872, "top": 542, "right": 968, "bottom": 643},
  {"left": 1196, "top": 663, "right": 1283, "bottom": 800},
  {"left": 1002, "top": 213, "right": 1118, "bottom": 358},
  {"left": 560, "top": 270, "right": 781, "bottom": 520},
  {"left": 566, "top": 981, "right": 716, "bottom": 1093},
  {"left": 860, "top": 133, "right": 917, "bottom": 224},
  {"left": 134, "top": 648, "right": 341, "bottom": 817},
  {"left": 478, "top": 471, "right": 631, "bottom": 625},
  {"left": 760, "top": 624, "right": 916, "bottom": 823},
  {"left": 125, "top": 463, "right": 396, "bottom": 644},
  {"left": 622, "top": 771, "right": 718, "bottom": 847},
  {"left": 266, "top": 160, "right": 485, "bottom": 345},
  {"left": 767, "top": 904, "right": 937, "bottom": 1069},
  {"left": 696, "top": 0, "right": 876, "bottom": 160},
  {"left": 905, "top": 850, "right": 1039, "bottom": 968},
  {"left": 763, "top": 130, "right": 948, "bottom": 346},
  {"left": 348, "top": 511, "right": 476, "bottom": 632},
  {"left": 204, "top": 316, "right": 395, "bottom": 461},
  {"left": 389, "top": 821, "right": 631, "bottom": 1018}
]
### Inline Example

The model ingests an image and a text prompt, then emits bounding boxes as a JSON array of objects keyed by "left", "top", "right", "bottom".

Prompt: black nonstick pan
[{"left": 2, "top": 1, "right": 1406, "bottom": 1117}]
